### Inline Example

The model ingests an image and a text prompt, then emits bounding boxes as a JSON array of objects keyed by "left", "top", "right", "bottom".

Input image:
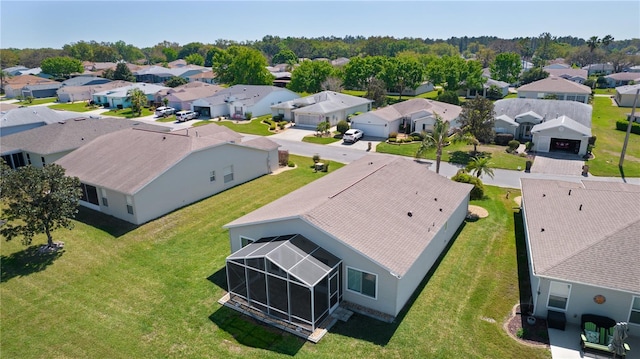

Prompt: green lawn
[
  {"left": 15, "top": 97, "right": 57, "bottom": 106},
  {"left": 587, "top": 96, "right": 640, "bottom": 177},
  {"left": 302, "top": 134, "right": 341, "bottom": 144},
  {"left": 155, "top": 115, "right": 177, "bottom": 123},
  {"left": 49, "top": 102, "right": 100, "bottom": 112},
  {"left": 199, "top": 117, "right": 274, "bottom": 136},
  {"left": 101, "top": 108, "right": 154, "bottom": 118},
  {"left": 0, "top": 155, "right": 549, "bottom": 358},
  {"left": 377, "top": 141, "right": 528, "bottom": 171}
]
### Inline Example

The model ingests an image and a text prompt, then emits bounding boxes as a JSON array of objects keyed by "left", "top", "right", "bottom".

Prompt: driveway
[{"left": 530, "top": 152, "right": 586, "bottom": 176}]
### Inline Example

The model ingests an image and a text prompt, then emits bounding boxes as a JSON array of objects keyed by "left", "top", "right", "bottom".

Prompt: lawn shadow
[
  {"left": 619, "top": 165, "right": 627, "bottom": 182},
  {"left": 74, "top": 206, "right": 137, "bottom": 238},
  {"left": 330, "top": 222, "right": 467, "bottom": 346},
  {"left": 207, "top": 266, "right": 227, "bottom": 290},
  {"left": 1, "top": 245, "right": 64, "bottom": 282},
  {"left": 513, "top": 210, "right": 534, "bottom": 314}
]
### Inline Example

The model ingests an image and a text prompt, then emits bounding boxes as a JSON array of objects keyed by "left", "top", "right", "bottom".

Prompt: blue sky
[{"left": 1, "top": 1, "right": 639, "bottom": 49}]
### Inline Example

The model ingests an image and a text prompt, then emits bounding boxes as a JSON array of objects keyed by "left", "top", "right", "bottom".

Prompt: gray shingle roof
[
  {"left": 493, "top": 98, "right": 592, "bottom": 128},
  {"left": 520, "top": 179, "right": 640, "bottom": 294},
  {"left": 616, "top": 83, "right": 640, "bottom": 95},
  {"left": 0, "top": 107, "right": 80, "bottom": 131},
  {"left": 225, "top": 155, "right": 473, "bottom": 276},
  {"left": 197, "top": 85, "right": 295, "bottom": 107},
  {"left": 288, "top": 91, "right": 372, "bottom": 114},
  {"left": 0, "top": 117, "right": 168, "bottom": 155},
  {"left": 531, "top": 115, "right": 591, "bottom": 136},
  {"left": 56, "top": 127, "right": 241, "bottom": 195},
  {"left": 351, "top": 98, "right": 461, "bottom": 124},
  {"left": 517, "top": 76, "right": 591, "bottom": 94}
]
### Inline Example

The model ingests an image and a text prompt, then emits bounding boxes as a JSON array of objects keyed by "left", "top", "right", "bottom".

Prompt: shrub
[
  {"left": 288, "top": 161, "right": 295, "bottom": 167},
  {"left": 273, "top": 114, "right": 283, "bottom": 121},
  {"left": 519, "top": 152, "right": 527, "bottom": 157},
  {"left": 389, "top": 132, "right": 398, "bottom": 139},
  {"left": 616, "top": 119, "right": 640, "bottom": 135},
  {"left": 336, "top": 120, "right": 349, "bottom": 135},
  {"left": 388, "top": 138, "right": 397, "bottom": 143},
  {"left": 525, "top": 141, "right": 534, "bottom": 151},
  {"left": 494, "top": 133, "right": 515, "bottom": 145},
  {"left": 508, "top": 140, "right": 520, "bottom": 152},
  {"left": 322, "top": 161, "right": 330, "bottom": 172},
  {"left": 269, "top": 124, "right": 276, "bottom": 131},
  {"left": 410, "top": 132, "right": 424, "bottom": 141},
  {"left": 436, "top": 90, "right": 460, "bottom": 105},
  {"left": 278, "top": 150, "right": 289, "bottom": 166},
  {"left": 516, "top": 328, "right": 526, "bottom": 338},
  {"left": 244, "top": 112, "right": 253, "bottom": 120},
  {"left": 278, "top": 121, "right": 287, "bottom": 130},
  {"left": 451, "top": 171, "right": 484, "bottom": 200},
  {"left": 588, "top": 135, "right": 597, "bottom": 146},
  {"left": 312, "top": 153, "right": 321, "bottom": 163},
  {"left": 263, "top": 118, "right": 274, "bottom": 125}
]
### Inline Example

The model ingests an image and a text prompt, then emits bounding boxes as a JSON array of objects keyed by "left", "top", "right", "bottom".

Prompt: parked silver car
[
  {"left": 176, "top": 110, "right": 198, "bottom": 122},
  {"left": 343, "top": 129, "right": 364, "bottom": 143},
  {"left": 154, "top": 106, "right": 175, "bottom": 117}
]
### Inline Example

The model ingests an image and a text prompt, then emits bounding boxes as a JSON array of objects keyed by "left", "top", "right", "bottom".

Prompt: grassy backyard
[
  {"left": 0, "top": 154, "right": 549, "bottom": 359},
  {"left": 587, "top": 96, "right": 640, "bottom": 177},
  {"left": 198, "top": 117, "right": 274, "bottom": 136},
  {"left": 101, "top": 107, "right": 154, "bottom": 118},
  {"left": 49, "top": 102, "right": 100, "bottom": 112},
  {"left": 15, "top": 97, "right": 57, "bottom": 106},
  {"left": 377, "top": 141, "right": 528, "bottom": 171}
]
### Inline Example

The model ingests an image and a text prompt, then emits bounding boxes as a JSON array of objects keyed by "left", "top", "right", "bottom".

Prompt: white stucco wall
[{"left": 532, "top": 127, "right": 589, "bottom": 155}]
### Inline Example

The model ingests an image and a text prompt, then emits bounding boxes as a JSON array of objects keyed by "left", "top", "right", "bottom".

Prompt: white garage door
[
  {"left": 535, "top": 136, "right": 551, "bottom": 152},
  {"left": 351, "top": 122, "right": 387, "bottom": 138}
]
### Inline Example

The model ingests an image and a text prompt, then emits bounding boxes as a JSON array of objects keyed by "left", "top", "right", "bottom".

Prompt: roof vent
[
  {"left": 434, "top": 197, "right": 437, "bottom": 201},
  {"left": 542, "top": 193, "right": 546, "bottom": 197},
  {"left": 579, "top": 204, "right": 583, "bottom": 211},
  {"left": 162, "top": 136, "right": 166, "bottom": 140},
  {"left": 541, "top": 228, "right": 545, "bottom": 232},
  {"left": 568, "top": 189, "right": 572, "bottom": 196},
  {"left": 439, "top": 208, "right": 443, "bottom": 212},
  {"left": 407, "top": 211, "right": 413, "bottom": 217}
]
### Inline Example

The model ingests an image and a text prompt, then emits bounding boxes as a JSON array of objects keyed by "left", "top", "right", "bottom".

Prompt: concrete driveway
[{"left": 530, "top": 152, "right": 587, "bottom": 176}]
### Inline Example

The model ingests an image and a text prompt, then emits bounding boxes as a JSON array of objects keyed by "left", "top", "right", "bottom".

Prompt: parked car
[
  {"left": 176, "top": 110, "right": 198, "bottom": 122},
  {"left": 343, "top": 129, "right": 364, "bottom": 143},
  {"left": 155, "top": 106, "right": 175, "bottom": 117}
]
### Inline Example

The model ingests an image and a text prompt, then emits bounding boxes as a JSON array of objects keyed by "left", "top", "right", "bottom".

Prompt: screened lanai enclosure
[{"left": 225, "top": 234, "right": 343, "bottom": 332}]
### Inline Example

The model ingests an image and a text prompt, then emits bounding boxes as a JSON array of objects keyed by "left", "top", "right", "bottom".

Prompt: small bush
[
  {"left": 244, "top": 112, "right": 253, "bottom": 120},
  {"left": 588, "top": 135, "right": 597, "bottom": 146},
  {"left": 388, "top": 138, "right": 397, "bottom": 143},
  {"left": 312, "top": 154, "right": 321, "bottom": 163},
  {"left": 616, "top": 119, "right": 640, "bottom": 135},
  {"left": 436, "top": 90, "right": 460, "bottom": 105},
  {"left": 288, "top": 161, "right": 295, "bottom": 167},
  {"left": 451, "top": 171, "right": 484, "bottom": 200},
  {"left": 389, "top": 132, "right": 398, "bottom": 139},
  {"left": 508, "top": 140, "right": 520, "bottom": 152},
  {"left": 525, "top": 141, "right": 534, "bottom": 151},
  {"left": 516, "top": 328, "right": 526, "bottom": 338},
  {"left": 494, "top": 133, "right": 515, "bottom": 145},
  {"left": 519, "top": 152, "right": 527, "bottom": 157},
  {"left": 410, "top": 132, "right": 424, "bottom": 141},
  {"left": 273, "top": 114, "right": 283, "bottom": 121},
  {"left": 278, "top": 121, "right": 287, "bottom": 129},
  {"left": 336, "top": 120, "right": 349, "bottom": 134}
]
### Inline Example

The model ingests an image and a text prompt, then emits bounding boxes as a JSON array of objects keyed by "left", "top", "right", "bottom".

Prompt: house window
[
  {"left": 101, "top": 188, "right": 108, "bottom": 207},
  {"left": 347, "top": 267, "right": 377, "bottom": 299},
  {"left": 547, "top": 281, "right": 571, "bottom": 311},
  {"left": 240, "top": 236, "right": 255, "bottom": 248},
  {"left": 79, "top": 183, "right": 99, "bottom": 205},
  {"left": 41, "top": 156, "right": 46, "bottom": 166},
  {"left": 126, "top": 195, "right": 134, "bottom": 215},
  {"left": 210, "top": 170, "right": 216, "bottom": 182},
  {"left": 26, "top": 153, "right": 31, "bottom": 165},
  {"left": 223, "top": 165, "right": 234, "bottom": 183},
  {"left": 629, "top": 296, "right": 640, "bottom": 325}
]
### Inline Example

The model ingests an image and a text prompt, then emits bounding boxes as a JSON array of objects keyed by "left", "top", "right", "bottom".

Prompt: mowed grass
[
  {"left": 200, "top": 117, "right": 274, "bottom": 136},
  {"left": 15, "top": 97, "right": 57, "bottom": 106},
  {"left": 0, "top": 159, "right": 549, "bottom": 358},
  {"left": 49, "top": 102, "right": 99, "bottom": 112},
  {"left": 302, "top": 135, "right": 341, "bottom": 144},
  {"left": 587, "top": 96, "right": 640, "bottom": 177},
  {"left": 377, "top": 141, "right": 528, "bottom": 171},
  {"left": 101, "top": 107, "right": 154, "bottom": 118}
]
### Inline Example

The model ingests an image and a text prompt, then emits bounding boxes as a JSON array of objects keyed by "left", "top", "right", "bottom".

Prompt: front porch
[{"left": 549, "top": 324, "right": 639, "bottom": 359}]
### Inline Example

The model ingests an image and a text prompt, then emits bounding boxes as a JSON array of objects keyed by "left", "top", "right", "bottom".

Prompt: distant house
[
  {"left": 493, "top": 98, "right": 592, "bottom": 155},
  {"left": 582, "top": 63, "right": 615, "bottom": 76},
  {"left": 134, "top": 65, "right": 209, "bottom": 83},
  {"left": 389, "top": 81, "right": 435, "bottom": 97},
  {"left": 56, "top": 124, "right": 280, "bottom": 225},
  {"left": 192, "top": 85, "right": 300, "bottom": 119},
  {"left": 350, "top": 98, "right": 461, "bottom": 139},
  {"left": 187, "top": 71, "right": 217, "bottom": 84},
  {"left": 520, "top": 179, "right": 640, "bottom": 338},
  {"left": 615, "top": 84, "right": 640, "bottom": 107},
  {"left": 57, "top": 80, "right": 132, "bottom": 103},
  {"left": 0, "top": 107, "right": 81, "bottom": 138},
  {"left": 2, "top": 65, "right": 29, "bottom": 76},
  {"left": 270, "top": 91, "right": 372, "bottom": 128},
  {"left": 544, "top": 68, "right": 588, "bottom": 84},
  {"left": 20, "top": 82, "right": 62, "bottom": 99},
  {"left": 459, "top": 78, "right": 509, "bottom": 99},
  {"left": 154, "top": 82, "right": 224, "bottom": 111},
  {"left": 1, "top": 117, "right": 168, "bottom": 169},
  {"left": 604, "top": 72, "right": 640, "bottom": 88},
  {"left": 3, "top": 75, "right": 60, "bottom": 98},
  {"left": 92, "top": 83, "right": 169, "bottom": 109},
  {"left": 222, "top": 155, "right": 472, "bottom": 335},
  {"left": 60, "top": 77, "right": 112, "bottom": 87},
  {"left": 517, "top": 77, "right": 591, "bottom": 104}
]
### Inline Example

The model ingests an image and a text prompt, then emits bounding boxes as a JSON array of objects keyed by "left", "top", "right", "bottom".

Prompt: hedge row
[{"left": 616, "top": 119, "right": 640, "bottom": 135}]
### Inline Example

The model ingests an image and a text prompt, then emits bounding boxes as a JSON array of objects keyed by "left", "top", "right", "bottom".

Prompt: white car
[
  {"left": 343, "top": 129, "right": 364, "bottom": 143},
  {"left": 176, "top": 110, "right": 198, "bottom": 122},
  {"left": 154, "top": 106, "right": 175, "bottom": 117}
]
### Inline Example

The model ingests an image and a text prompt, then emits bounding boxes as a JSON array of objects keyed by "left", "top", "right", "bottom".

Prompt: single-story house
[
  {"left": 92, "top": 83, "right": 169, "bottom": 109},
  {"left": 350, "top": 98, "right": 461, "bottom": 139},
  {"left": 187, "top": 71, "right": 217, "bottom": 84},
  {"left": 154, "top": 82, "right": 223, "bottom": 111},
  {"left": 57, "top": 80, "right": 132, "bottom": 103},
  {"left": 60, "top": 77, "right": 112, "bottom": 87},
  {"left": 134, "top": 65, "right": 209, "bottom": 83},
  {"left": 55, "top": 124, "right": 280, "bottom": 225},
  {"left": 582, "top": 63, "right": 615, "bottom": 76},
  {"left": 520, "top": 179, "right": 640, "bottom": 338},
  {"left": 544, "top": 63, "right": 571, "bottom": 70},
  {"left": 2, "top": 65, "right": 29, "bottom": 76},
  {"left": 3, "top": 75, "right": 60, "bottom": 98},
  {"left": 388, "top": 81, "right": 435, "bottom": 97},
  {"left": 544, "top": 68, "right": 588, "bottom": 84},
  {"left": 0, "top": 107, "right": 81, "bottom": 138},
  {"left": 270, "top": 91, "right": 372, "bottom": 128},
  {"left": 192, "top": 85, "right": 300, "bottom": 119},
  {"left": 222, "top": 155, "right": 473, "bottom": 334},
  {"left": 493, "top": 98, "right": 592, "bottom": 154},
  {"left": 615, "top": 84, "right": 640, "bottom": 107},
  {"left": 605, "top": 72, "right": 640, "bottom": 88},
  {"left": 517, "top": 76, "right": 591, "bottom": 104},
  {"left": 459, "top": 78, "right": 509, "bottom": 99},
  {"left": 1, "top": 117, "right": 168, "bottom": 169},
  {"left": 20, "top": 83, "right": 62, "bottom": 99}
]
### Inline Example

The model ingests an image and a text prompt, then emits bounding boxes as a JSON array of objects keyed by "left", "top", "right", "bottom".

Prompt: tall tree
[
  {"left": 127, "top": 88, "right": 147, "bottom": 116},
  {"left": 288, "top": 60, "right": 334, "bottom": 93},
  {"left": 519, "top": 67, "right": 549, "bottom": 85},
  {"left": 113, "top": 62, "right": 135, "bottom": 82},
  {"left": 0, "top": 162, "right": 82, "bottom": 248},
  {"left": 185, "top": 53, "right": 204, "bottom": 66},
  {"left": 381, "top": 56, "right": 425, "bottom": 100},
  {"left": 365, "top": 77, "right": 387, "bottom": 107},
  {"left": 490, "top": 52, "right": 522, "bottom": 84},
  {"left": 458, "top": 96, "right": 495, "bottom": 154},
  {"left": 40, "top": 56, "right": 83, "bottom": 78},
  {"left": 212, "top": 46, "right": 273, "bottom": 85},
  {"left": 415, "top": 114, "right": 451, "bottom": 174},
  {"left": 271, "top": 48, "right": 298, "bottom": 65},
  {"left": 0, "top": 49, "right": 20, "bottom": 68},
  {"left": 465, "top": 156, "right": 495, "bottom": 179},
  {"left": 586, "top": 36, "right": 600, "bottom": 53},
  {"left": 162, "top": 47, "right": 178, "bottom": 62}
]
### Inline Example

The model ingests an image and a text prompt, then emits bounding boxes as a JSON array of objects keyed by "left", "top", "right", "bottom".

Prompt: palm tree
[
  {"left": 600, "top": 35, "right": 614, "bottom": 74},
  {"left": 415, "top": 114, "right": 450, "bottom": 174},
  {"left": 466, "top": 156, "right": 495, "bottom": 179},
  {"left": 586, "top": 36, "right": 600, "bottom": 53},
  {"left": 126, "top": 88, "right": 147, "bottom": 117}
]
